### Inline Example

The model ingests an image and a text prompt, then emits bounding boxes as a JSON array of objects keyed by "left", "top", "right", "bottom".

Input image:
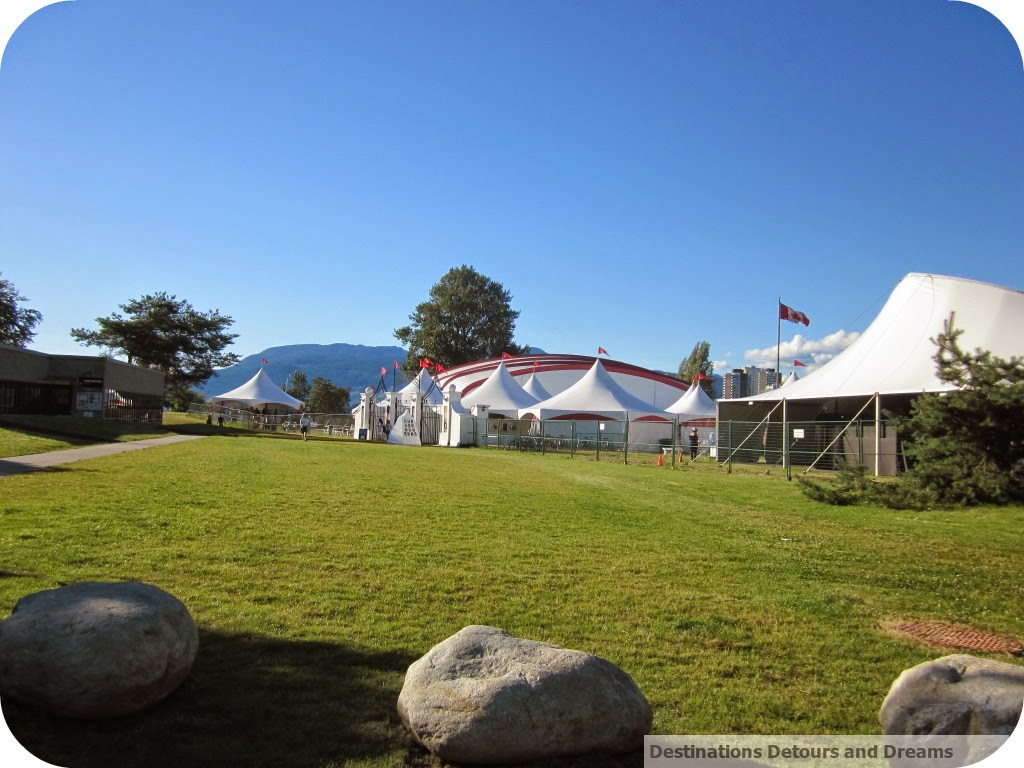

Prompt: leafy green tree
[
  {"left": 167, "top": 387, "right": 206, "bottom": 413},
  {"left": 394, "top": 265, "right": 528, "bottom": 373},
  {"left": 70, "top": 292, "right": 240, "bottom": 403},
  {"left": 892, "top": 314, "right": 1024, "bottom": 506},
  {"left": 286, "top": 370, "right": 311, "bottom": 402},
  {"left": 306, "top": 377, "right": 350, "bottom": 414},
  {"left": 678, "top": 341, "right": 714, "bottom": 396},
  {"left": 0, "top": 274, "right": 43, "bottom": 347}
]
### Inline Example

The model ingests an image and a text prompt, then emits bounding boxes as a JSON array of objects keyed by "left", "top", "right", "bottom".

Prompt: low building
[{"left": 0, "top": 345, "right": 165, "bottom": 422}]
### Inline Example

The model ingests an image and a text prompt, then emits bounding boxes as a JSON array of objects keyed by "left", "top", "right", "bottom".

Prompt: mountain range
[
  {"left": 198, "top": 343, "right": 551, "bottom": 401},
  {"left": 197, "top": 343, "right": 409, "bottom": 399}
]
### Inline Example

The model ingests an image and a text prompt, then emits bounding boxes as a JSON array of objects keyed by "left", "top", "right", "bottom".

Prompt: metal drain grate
[{"left": 885, "top": 620, "right": 1024, "bottom": 655}]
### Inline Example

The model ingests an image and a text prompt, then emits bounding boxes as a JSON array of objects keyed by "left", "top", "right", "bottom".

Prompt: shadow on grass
[{"left": 3, "top": 629, "right": 417, "bottom": 768}]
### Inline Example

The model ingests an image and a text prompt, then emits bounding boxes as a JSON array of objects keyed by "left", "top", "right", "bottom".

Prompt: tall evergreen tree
[
  {"left": 894, "top": 314, "right": 1024, "bottom": 505},
  {"left": 394, "top": 265, "right": 527, "bottom": 373},
  {"left": 286, "top": 370, "right": 311, "bottom": 402}
]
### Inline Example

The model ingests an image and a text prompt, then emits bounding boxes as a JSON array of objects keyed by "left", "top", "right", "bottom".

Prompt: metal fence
[
  {"left": 184, "top": 405, "right": 904, "bottom": 475},
  {"left": 475, "top": 416, "right": 904, "bottom": 474},
  {"left": 475, "top": 417, "right": 717, "bottom": 466},
  {"left": 187, "top": 403, "right": 355, "bottom": 438},
  {"left": 718, "top": 418, "right": 904, "bottom": 477}
]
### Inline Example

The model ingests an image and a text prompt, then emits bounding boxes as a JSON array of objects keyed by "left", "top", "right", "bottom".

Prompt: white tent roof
[
  {"left": 666, "top": 382, "right": 717, "bottom": 419},
  {"left": 520, "top": 360, "right": 669, "bottom": 421},
  {"left": 211, "top": 367, "right": 304, "bottom": 409},
  {"left": 397, "top": 368, "right": 443, "bottom": 405},
  {"left": 521, "top": 371, "right": 553, "bottom": 402},
  {"left": 778, "top": 370, "right": 799, "bottom": 388},
  {"left": 460, "top": 362, "right": 539, "bottom": 416},
  {"left": 743, "top": 273, "right": 1024, "bottom": 402}
]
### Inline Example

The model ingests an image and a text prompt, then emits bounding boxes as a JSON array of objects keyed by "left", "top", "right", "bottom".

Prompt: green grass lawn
[
  {"left": 0, "top": 415, "right": 173, "bottom": 458},
  {"left": 1, "top": 433, "right": 1022, "bottom": 768}
]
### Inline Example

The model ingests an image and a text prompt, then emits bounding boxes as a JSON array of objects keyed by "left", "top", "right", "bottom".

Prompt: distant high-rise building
[{"left": 722, "top": 366, "right": 778, "bottom": 398}]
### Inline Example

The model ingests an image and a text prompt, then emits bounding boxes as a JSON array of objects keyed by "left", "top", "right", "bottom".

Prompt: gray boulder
[
  {"left": 880, "top": 654, "right": 1024, "bottom": 735},
  {"left": 0, "top": 581, "right": 198, "bottom": 718},
  {"left": 398, "top": 625, "right": 652, "bottom": 764}
]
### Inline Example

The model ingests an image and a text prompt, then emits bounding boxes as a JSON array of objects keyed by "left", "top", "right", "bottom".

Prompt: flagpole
[{"left": 776, "top": 297, "right": 781, "bottom": 386}]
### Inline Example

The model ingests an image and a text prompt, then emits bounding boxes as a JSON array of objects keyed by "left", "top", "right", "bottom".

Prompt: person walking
[
  {"left": 689, "top": 427, "right": 699, "bottom": 461},
  {"left": 299, "top": 413, "right": 312, "bottom": 441}
]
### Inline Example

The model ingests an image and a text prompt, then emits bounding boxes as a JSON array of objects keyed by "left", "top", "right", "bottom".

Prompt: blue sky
[{"left": 2, "top": 0, "right": 1022, "bottom": 377}]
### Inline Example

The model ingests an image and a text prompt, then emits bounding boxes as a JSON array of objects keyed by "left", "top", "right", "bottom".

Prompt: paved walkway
[{"left": 0, "top": 434, "right": 206, "bottom": 477}]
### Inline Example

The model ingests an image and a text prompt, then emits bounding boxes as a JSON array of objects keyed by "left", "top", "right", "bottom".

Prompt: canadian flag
[{"left": 779, "top": 303, "right": 810, "bottom": 326}]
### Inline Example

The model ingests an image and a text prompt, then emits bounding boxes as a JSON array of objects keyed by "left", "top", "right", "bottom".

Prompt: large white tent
[
  {"left": 211, "top": 367, "right": 304, "bottom": 410},
  {"left": 520, "top": 360, "right": 669, "bottom": 421},
  {"left": 740, "top": 273, "right": 1024, "bottom": 404},
  {"left": 460, "top": 362, "right": 539, "bottom": 417},
  {"left": 439, "top": 353, "right": 686, "bottom": 410},
  {"left": 717, "top": 273, "right": 1024, "bottom": 476}
]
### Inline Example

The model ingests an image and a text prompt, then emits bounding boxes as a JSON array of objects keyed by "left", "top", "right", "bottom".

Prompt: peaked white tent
[
  {"left": 460, "top": 362, "right": 539, "bottom": 417},
  {"left": 778, "top": 370, "right": 799, "bottom": 388},
  {"left": 520, "top": 360, "right": 669, "bottom": 421},
  {"left": 211, "top": 367, "right": 304, "bottom": 410},
  {"left": 666, "top": 382, "right": 717, "bottom": 421},
  {"left": 521, "top": 371, "right": 553, "bottom": 402},
  {"left": 396, "top": 368, "right": 443, "bottom": 405}
]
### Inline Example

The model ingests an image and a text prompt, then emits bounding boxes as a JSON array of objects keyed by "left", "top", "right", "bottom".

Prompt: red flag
[
  {"left": 597, "top": 347, "right": 608, "bottom": 355},
  {"left": 533, "top": 361, "right": 540, "bottom": 368},
  {"left": 779, "top": 303, "right": 810, "bottom": 326},
  {"left": 794, "top": 359, "right": 808, "bottom": 367},
  {"left": 393, "top": 361, "right": 400, "bottom": 369},
  {"left": 693, "top": 373, "right": 711, "bottom": 381},
  {"left": 501, "top": 352, "right": 513, "bottom": 359},
  {"left": 262, "top": 358, "right": 269, "bottom": 364},
  {"left": 435, "top": 363, "right": 447, "bottom": 373},
  {"left": 419, "top": 358, "right": 433, "bottom": 369},
  {"left": 380, "top": 367, "right": 387, "bottom": 376}
]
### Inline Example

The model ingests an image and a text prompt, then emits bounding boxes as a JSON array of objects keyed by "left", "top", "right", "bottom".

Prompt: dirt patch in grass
[{"left": 882, "top": 619, "right": 1024, "bottom": 655}]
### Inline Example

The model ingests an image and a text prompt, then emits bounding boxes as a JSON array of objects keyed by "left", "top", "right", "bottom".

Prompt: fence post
[
  {"left": 623, "top": 416, "right": 629, "bottom": 465},
  {"left": 671, "top": 417, "right": 678, "bottom": 467},
  {"left": 596, "top": 423, "right": 601, "bottom": 462},
  {"left": 541, "top": 419, "right": 546, "bottom": 455},
  {"left": 726, "top": 421, "right": 733, "bottom": 473},
  {"left": 571, "top": 420, "right": 576, "bottom": 457},
  {"left": 783, "top": 399, "right": 791, "bottom": 481}
]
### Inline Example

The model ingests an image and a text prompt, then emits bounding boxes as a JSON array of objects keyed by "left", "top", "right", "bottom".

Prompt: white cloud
[{"left": 743, "top": 329, "right": 861, "bottom": 372}]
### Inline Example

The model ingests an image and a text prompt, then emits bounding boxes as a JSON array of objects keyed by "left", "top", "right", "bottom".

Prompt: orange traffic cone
[{"left": 656, "top": 453, "right": 664, "bottom": 467}]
